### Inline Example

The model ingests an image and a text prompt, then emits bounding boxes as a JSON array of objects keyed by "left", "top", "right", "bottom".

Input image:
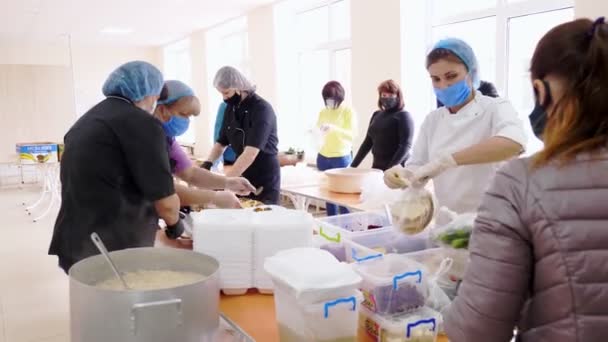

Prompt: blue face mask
[
  {"left": 434, "top": 79, "right": 472, "bottom": 107},
  {"left": 162, "top": 115, "right": 190, "bottom": 137}
]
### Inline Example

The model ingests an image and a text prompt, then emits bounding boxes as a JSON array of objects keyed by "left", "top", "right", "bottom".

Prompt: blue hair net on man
[
  {"left": 102, "top": 61, "right": 164, "bottom": 102},
  {"left": 157, "top": 80, "right": 195, "bottom": 105},
  {"left": 432, "top": 38, "right": 480, "bottom": 88}
]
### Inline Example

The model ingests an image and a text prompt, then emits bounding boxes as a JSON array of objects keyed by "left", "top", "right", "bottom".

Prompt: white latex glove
[
  {"left": 211, "top": 191, "right": 243, "bottom": 209},
  {"left": 225, "top": 177, "right": 256, "bottom": 196},
  {"left": 319, "top": 123, "right": 334, "bottom": 133},
  {"left": 383, "top": 166, "right": 415, "bottom": 189},
  {"left": 412, "top": 154, "right": 458, "bottom": 183}
]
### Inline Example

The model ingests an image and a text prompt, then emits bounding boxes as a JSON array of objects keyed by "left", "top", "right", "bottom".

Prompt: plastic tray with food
[
  {"left": 358, "top": 306, "right": 441, "bottom": 342},
  {"left": 354, "top": 254, "right": 429, "bottom": 315},
  {"left": 343, "top": 228, "right": 430, "bottom": 263},
  {"left": 316, "top": 212, "right": 392, "bottom": 241}
]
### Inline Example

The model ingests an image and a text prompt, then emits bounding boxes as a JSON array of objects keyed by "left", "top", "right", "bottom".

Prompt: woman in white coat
[{"left": 385, "top": 38, "right": 527, "bottom": 214}]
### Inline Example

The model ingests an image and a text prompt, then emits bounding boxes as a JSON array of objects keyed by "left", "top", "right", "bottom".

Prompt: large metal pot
[{"left": 69, "top": 247, "right": 220, "bottom": 342}]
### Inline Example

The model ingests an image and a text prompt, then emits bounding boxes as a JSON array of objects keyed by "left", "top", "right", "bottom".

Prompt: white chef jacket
[{"left": 406, "top": 91, "right": 527, "bottom": 214}]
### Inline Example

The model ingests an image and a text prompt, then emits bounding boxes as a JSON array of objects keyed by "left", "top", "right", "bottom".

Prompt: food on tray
[
  {"left": 96, "top": 270, "right": 205, "bottom": 290},
  {"left": 253, "top": 207, "right": 273, "bottom": 212},
  {"left": 437, "top": 228, "right": 471, "bottom": 249},
  {"left": 362, "top": 283, "right": 426, "bottom": 315},
  {"left": 239, "top": 198, "right": 264, "bottom": 208}
]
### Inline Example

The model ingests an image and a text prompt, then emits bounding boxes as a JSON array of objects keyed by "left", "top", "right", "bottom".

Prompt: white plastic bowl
[{"left": 324, "top": 168, "right": 383, "bottom": 194}]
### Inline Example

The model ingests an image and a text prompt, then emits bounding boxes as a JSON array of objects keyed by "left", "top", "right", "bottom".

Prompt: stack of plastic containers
[
  {"left": 265, "top": 248, "right": 363, "bottom": 342},
  {"left": 313, "top": 212, "right": 392, "bottom": 262},
  {"left": 192, "top": 207, "right": 313, "bottom": 295},
  {"left": 253, "top": 209, "right": 314, "bottom": 293},
  {"left": 192, "top": 209, "right": 254, "bottom": 294},
  {"left": 353, "top": 254, "right": 441, "bottom": 342}
]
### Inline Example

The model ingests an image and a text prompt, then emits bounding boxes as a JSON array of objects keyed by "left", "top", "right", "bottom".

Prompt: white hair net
[
  {"left": 213, "top": 66, "right": 256, "bottom": 92},
  {"left": 432, "top": 38, "right": 480, "bottom": 88},
  {"left": 102, "top": 61, "right": 164, "bottom": 102}
]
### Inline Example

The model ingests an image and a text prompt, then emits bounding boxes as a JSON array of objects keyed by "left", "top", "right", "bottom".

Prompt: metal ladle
[{"left": 90, "top": 232, "right": 130, "bottom": 290}]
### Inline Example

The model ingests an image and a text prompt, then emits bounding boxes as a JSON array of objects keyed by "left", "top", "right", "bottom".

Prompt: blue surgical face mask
[
  {"left": 162, "top": 115, "right": 190, "bottom": 137},
  {"left": 434, "top": 79, "right": 472, "bottom": 107}
]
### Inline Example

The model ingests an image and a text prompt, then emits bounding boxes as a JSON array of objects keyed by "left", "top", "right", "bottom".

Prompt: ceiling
[{"left": 0, "top": 0, "right": 277, "bottom": 47}]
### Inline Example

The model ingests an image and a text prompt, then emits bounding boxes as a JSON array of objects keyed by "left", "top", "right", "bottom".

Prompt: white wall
[
  {"left": 0, "top": 40, "right": 162, "bottom": 162},
  {"left": 248, "top": 5, "right": 279, "bottom": 107},
  {"left": 189, "top": 31, "right": 214, "bottom": 157},
  {"left": 575, "top": 0, "right": 608, "bottom": 17},
  {"left": 71, "top": 44, "right": 163, "bottom": 115}
]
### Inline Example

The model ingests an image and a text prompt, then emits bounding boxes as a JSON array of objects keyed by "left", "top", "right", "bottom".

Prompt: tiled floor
[{"left": 0, "top": 186, "right": 69, "bottom": 342}]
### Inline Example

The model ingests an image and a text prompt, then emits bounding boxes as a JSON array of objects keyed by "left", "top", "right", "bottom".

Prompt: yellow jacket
[{"left": 316, "top": 105, "right": 357, "bottom": 158}]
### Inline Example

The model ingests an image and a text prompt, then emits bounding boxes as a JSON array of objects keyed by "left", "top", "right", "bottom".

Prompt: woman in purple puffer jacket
[{"left": 444, "top": 17, "right": 608, "bottom": 342}]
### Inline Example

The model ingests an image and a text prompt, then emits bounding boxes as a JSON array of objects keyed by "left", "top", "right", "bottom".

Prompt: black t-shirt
[
  {"left": 217, "top": 92, "right": 280, "bottom": 204},
  {"left": 49, "top": 97, "right": 175, "bottom": 272},
  {"left": 217, "top": 92, "right": 279, "bottom": 155},
  {"left": 351, "top": 109, "right": 414, "bottom": 171}
]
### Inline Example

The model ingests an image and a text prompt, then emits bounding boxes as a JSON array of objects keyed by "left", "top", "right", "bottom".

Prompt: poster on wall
[{"left": 16, "top": 142, "right": 60, "bottom": 164}]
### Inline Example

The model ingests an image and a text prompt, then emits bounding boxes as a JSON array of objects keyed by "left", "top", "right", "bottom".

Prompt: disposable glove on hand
[
  {"left": 412, "top": 154, "right": 457, "bottom": 183},
  {"left": 225, "top": 177, "right": 256, "bottom": 196}
]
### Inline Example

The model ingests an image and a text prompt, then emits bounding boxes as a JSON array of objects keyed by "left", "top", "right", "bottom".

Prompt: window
[
  {"left": 507, "top": 8, "right": 574, "bottom": 154},
  {"left": 432, "top": 0, "right": 496, "bottom": 21},
  {"left": 275, "top": 0, "right": 351, "bottom": 156},
  {"left": 432, "top": 16, "right": 498, "bottom": 97},
  {"left": 420, "top": 0, "right": 574, "bottom": 154},
  {"left": 205, "top": 17, "right": 249, "bottom": 144},
  {"left": 163, "top": 38, "right": 195, "bottom": 144}
]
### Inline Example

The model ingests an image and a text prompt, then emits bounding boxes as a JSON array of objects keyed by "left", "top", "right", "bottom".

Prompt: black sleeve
[
  {"left": 217, "top": 106, "right": 231, "bottom": 146},
  {"left": 351, "top": 112, "right": 377, "bottom": 168},
  {"left": 388, "top": 111, "right": 415, "bottom": 167},
  {"left": 246, "top": 102, "right": 275, "bottom": 150},
  {"left": 115, "top": 110, "right": 175, "bottom": 201}
]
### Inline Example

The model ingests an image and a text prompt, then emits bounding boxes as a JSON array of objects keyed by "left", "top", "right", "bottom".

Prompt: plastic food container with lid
[
  {"left": 354, "top": 254, "right": 429, "bottom": 315},
  {"left": 358, "top": 306, "right": 441, "bottom": 342},
  {"left": 344, "top": 229, "right": 430, "bottom": 263},
  {"left": 275, "top": 287, "right": 363, "bottom": 342}
]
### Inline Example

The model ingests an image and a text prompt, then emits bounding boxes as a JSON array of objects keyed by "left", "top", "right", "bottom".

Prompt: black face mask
[
  {"left": 380, "top": 97, "right": 398, "bottom": 110},
  {"left": 224, "top": 92, "right": 241, "bottom": 106},
  {"left": 528, "top": 80, "right": 552, "bottom": 140}
]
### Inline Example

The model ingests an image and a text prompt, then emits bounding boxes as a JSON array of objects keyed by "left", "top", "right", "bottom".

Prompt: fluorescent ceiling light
[{"left": 100, "top": 27, "right": 133, "bottom": 35}]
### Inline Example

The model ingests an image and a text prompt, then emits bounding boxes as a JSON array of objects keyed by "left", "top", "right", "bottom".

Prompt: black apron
[{"left": 225, "top": 115, "right": 280, "bottom": 204}]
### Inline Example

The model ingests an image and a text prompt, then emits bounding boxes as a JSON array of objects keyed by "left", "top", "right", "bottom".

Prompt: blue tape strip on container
[
  {"left": 392, "top": 270, "right": 422, "bottom": 290},
  {"left": 323, "top": 296, "right": 357, "bottom": 319},
  {"left": 406, "top": 318, "right": 436, "bottom": 338}
]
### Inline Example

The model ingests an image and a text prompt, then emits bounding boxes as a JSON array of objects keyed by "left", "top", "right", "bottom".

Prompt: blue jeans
[{"left": 317, "top": 154, "right": 352, "bottom": 216}]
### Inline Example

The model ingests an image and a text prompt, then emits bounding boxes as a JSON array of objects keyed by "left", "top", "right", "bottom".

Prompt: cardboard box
[{"left": 16, "top": 142, "right": 59, "bottom": 164}]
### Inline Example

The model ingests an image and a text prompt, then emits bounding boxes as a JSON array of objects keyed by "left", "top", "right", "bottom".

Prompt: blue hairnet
[
  {"left": 432, "top": 38, "right": 480, "bottom": 88},
  {"left": 213, "top": 66, "right": 256, "bottom": 92},
  {"left": 157, "top": 80, "right": 195, "bottom": 105},
  {"left": 102, "top": 61, "right": 164, "bottom": 102}
]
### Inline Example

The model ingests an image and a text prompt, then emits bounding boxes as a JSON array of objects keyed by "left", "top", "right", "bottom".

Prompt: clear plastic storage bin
[
  {"left": 344, "top": 229, "right": 430, "bottom": 263},
  {"left": 358, "top": 306, "right": 440, "bottom": 342},
  {"left": 354, "top": 254, "right": 428, "bottom": 315},
  {"left": 316, "top": 212, "right": 392, "bottom": 242},
  {"left": 275, "top": 287, "right": 362, "bottom": 342}
]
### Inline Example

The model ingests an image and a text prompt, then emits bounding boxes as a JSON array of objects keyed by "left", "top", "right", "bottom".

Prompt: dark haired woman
[
  {"left": 444, "top": 17, "right": 608, "bottom": 342},
  {"left": 384, "top": 38, "right": 526, "bottom": 214},
  {"left": 316, "top": 80, "right": 357, "bottom": 216},
  {"left": 351, "top": 79, "right": 414, "bottom": 171}
]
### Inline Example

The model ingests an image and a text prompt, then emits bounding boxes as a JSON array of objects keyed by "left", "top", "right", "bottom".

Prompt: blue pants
[{"left": 317, "top": 154, "right": 352, "bottom": 216}]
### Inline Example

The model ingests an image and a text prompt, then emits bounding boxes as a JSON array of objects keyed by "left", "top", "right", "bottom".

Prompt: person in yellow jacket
[{"left": 316, "top": 80, "right": 357, "bottom": 216}]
